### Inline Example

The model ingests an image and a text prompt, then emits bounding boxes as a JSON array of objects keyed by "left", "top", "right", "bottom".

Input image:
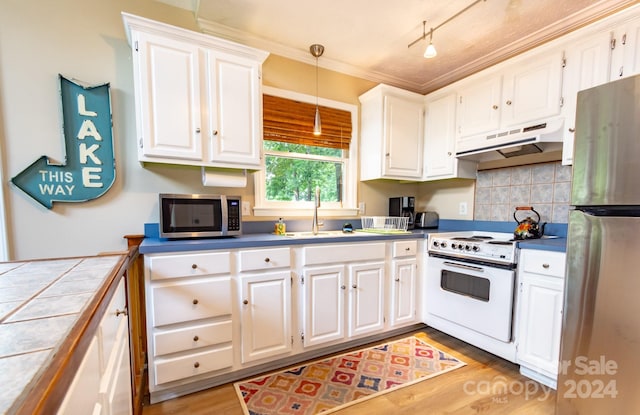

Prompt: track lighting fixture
[{"left": 408, "top": 0, "right": 487, "bottom": 59}]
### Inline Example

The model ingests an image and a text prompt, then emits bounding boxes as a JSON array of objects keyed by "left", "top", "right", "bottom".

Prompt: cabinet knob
[
  {"left": 212, "top": 130, "right": 219, "bottom": 136},
  {"left": 506, "top": 100, "right": 512, "bottom": 106},
  {"left": 195, "top": 128, "right": 201, "bottom": 133},
  {"left": 568, "top": 128, "right": 575, "bottom": 133},
  {"left": 243, "top": 299, "right": 249, "bottom": 305},
  {"left": 385, "top": 153, "right": 390, "bottom": 157},
  {"left": 194, "top": 362, "right": 200, "bottom": 368},
  {"left": 352, "top": 284, "right": 357, "bottom": 289},
  {"left": 405, "top": 247, "right": 411, "bottom": 251},
  {"left": 192, "top": 299, "right": 199, "bottom": 305},
  {"left": 115, "top": 308, "right": 128, "bottom": 317},
  {"left": 447, "top": 152, "right": 452, "bottom": 156},
  {"left": 193, "top": 335, "right": 199, "bottom": 342},
  {"left": 264, "top": 257, "right": 270, "bottom": 263},
  {"left": 340, "top": 285, "right": 346, "bottom": 290},
  {"left": 394, "top": 278, "right": 400, "bottom": 282},
  {"left": 191, "top": 264, "right": 197, "bottom": 269},
  {"left": 542, "top": 263, "right": 550, "bottom": 269},
  {"left": 492, "top": 105, "right": 498, "bottom": 110}
]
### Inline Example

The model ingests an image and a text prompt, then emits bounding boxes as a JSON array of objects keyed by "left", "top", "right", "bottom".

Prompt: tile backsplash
[{"left": 474, "top": 161, "right": 572, "bottom": 223}]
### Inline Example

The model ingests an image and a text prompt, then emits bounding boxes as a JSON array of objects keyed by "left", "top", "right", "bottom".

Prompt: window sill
[{"left": 252, "top": 207, "right": 360, "bottom": 217}]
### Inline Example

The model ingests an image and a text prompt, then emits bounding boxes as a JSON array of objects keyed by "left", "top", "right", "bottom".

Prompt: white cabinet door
[
  {"left": 359, "top": 84, "right": 424, "bottom": 181},
  {"left": 383, "top": 94, "right": 424, "bottom": 178},
  {"left": 302, "top": 265, "right": 345, "bottom": 347},
  {"left": 561, "top": 31, "right": 611, "bottom": 165},
  {"left": 205, "top": 50, "right": 262, "bottom": 167},
  {"left": 517, "top": 274, "right": 564, "bottom": 378},
  {"left": 389, "top": 258, "right": 417, "bottom": 328},
  {"left": 240, "top": 271, "right": 292, "bottom": 363},
  {"left": 423, "top": 91, "right": 477, "bottom": 180},
  {"left": 134, "top": 31, "right": 202, "bottom": 161},
  {"left": 347, "top": 262, "right": 385, "bottom": 338},
  {"left": 57, "top": 335, "right": 101, "bottom": 415},
  {"left": 609, "top": 16, "right": 640, "bottom": 82},
  {"left": 501, "top": 51, "right": 564, "bottom": 128},
  {"left": 100, "top": 320, "right": 133, "bottom": 415},
  {"left": 457, "top": 75, "right": 502, "bottom": 139}
]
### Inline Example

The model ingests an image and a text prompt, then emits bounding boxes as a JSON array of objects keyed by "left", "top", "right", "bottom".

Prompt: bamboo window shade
[{"left": 263, "top": 94, "right": 352, "bottom": 150}]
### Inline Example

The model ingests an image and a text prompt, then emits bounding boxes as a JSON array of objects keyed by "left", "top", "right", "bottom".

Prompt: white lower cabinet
[
  {"left": 516, "top": 249, "right": 566, "bottom": 389},
  {"left": 389, "top": 240, "right": 418, "bottom": 328},
  {"left": 143, "top": 239, "right": 423, "bottom": 402},
  {"left": 144, "top": 251, "right": 234, "bottom": 402},
  {"left": 300, "top": 242, "right": 386, "bottom": 348},
  {"left": 58, "top": 279, "right": 132, "bottom": 415}
]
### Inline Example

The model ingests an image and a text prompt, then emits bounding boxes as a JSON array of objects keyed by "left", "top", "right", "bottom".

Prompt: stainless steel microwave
[{"left": 159, "top": 193, "right": 242, "bottom": 238}]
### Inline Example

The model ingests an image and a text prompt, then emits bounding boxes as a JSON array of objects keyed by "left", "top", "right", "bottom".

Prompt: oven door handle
[{"left": 443, "top": 261, "right": 485, "bottom": 273}]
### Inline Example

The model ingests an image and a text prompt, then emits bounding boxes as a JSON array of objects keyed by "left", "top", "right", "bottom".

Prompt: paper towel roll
[{"left": 201, "top": 167, "right": 247, "bottom": 187}]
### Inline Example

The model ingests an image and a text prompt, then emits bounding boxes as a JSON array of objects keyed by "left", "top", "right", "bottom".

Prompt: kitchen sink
[{"left": 281, "top": 230, "right": 373, "bottom": 238}]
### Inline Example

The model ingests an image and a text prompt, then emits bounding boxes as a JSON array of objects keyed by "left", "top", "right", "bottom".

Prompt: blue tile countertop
[
  {"left": 0, "top": 254, "right": 125, "bottom": 415},
  {"left": 140, "top": 219, "right": 568, "bottom": 254}
]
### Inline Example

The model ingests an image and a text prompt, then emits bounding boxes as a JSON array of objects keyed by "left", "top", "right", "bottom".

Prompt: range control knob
[
  {"left": 465, "top": 245, "right": 471, "bottom": 251},
  {"left": 472, "top": 245, "right": 480, "bottom": 252},
  {"left": 441, "top": 242, "right": 447, "bottom": 248},
  {"left": 433, "top": 241, "right": 440, "bottom": 247},
  {"left": 451, "top": 243, "right": 457, "bottom": 249}
]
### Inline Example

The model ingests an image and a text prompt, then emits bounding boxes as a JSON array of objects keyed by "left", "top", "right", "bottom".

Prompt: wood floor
[{"left": 142, "top": 328, "right": 556, "bottom": 415}]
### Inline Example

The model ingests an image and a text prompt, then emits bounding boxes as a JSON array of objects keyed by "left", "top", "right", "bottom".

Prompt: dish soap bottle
[{"left": 274, "top": 218, "right": 286, "bottom": 235}]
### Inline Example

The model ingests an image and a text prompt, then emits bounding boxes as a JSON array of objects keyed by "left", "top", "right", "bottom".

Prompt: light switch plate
[
  {"left": 242, "top": 201, "right": 251, "bottom": 216},
  {"left": 358, "top": 202, "right": 366, "bottom": 215},
  {"left": 459, "top": 202, "right": 468, "bottom": 215}
]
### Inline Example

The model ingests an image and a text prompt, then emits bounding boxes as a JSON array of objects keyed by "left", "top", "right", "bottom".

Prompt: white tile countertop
[{"left": 0, "top": 255, "right": 126, "bottom": 415}]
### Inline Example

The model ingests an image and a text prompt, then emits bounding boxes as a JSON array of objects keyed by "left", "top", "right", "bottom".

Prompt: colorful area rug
[{"left": 234, "top": 335, "right": 465, "bottom": 415}]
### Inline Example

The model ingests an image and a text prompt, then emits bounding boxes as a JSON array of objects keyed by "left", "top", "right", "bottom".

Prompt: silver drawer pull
[
  {"left": 443, "top": 261, "right": 484, "bottom": 272},
  {"left": 542, "top": 263, "right": 550, "bottom": 269}
]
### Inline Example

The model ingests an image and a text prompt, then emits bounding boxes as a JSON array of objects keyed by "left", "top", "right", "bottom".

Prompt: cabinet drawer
[
  {"left": 520, "top": 250, "right": 566, "bottom": 278},
  {"left": 302, "top": 243, "right": 385, "bottom": 266},
  {"left": 151, "top": 277, "right": 232, "bottom": 326},
  {"left": 153, "top": 346, "right": 233, "bottom": 385},
  {"left": 392, "top": 240, "right": 417, "bottom": 257},
  {"left": 153, "top": 320, "right": 232, "bottom": 357},
  {"left": 148, "top": 251, "right": 231, "bottom": 280},
  {"left": 238, "top": 247, "right": 290, "bottom": 272}
]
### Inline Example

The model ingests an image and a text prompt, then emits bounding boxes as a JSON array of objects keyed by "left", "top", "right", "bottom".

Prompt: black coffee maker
[{"left": 389, "top": 196, "right": 415, "bottom": 230}]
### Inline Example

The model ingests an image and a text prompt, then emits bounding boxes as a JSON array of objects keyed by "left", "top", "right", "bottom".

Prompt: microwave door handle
[
  {"left": 443, "top": 261, "right": 485, "bottom": 273},
  {"left": 221, "top": 196, "right": 228, "bottom": 233}
]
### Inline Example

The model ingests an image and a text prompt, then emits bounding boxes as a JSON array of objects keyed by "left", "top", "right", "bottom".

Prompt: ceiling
[{"left": 159, "top": 0, "right": 638, "bottom": 94}]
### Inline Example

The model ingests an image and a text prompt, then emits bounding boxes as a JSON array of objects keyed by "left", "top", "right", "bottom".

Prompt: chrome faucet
[{"left": 312, "top": 186, "right": 323, "bottom": 235}]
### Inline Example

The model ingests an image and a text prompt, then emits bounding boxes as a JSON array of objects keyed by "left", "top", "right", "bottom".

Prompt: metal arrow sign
[{"left": 11, "top": 75, "right": 115, "bottom": 208}]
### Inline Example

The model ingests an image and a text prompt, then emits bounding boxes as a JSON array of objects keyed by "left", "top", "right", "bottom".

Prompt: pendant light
[
  {"left": 424, "top": 28, "right": 437, "bottom": 58},
  {"left": 310, "top": 44, "right": 324, "bottom": 136}
]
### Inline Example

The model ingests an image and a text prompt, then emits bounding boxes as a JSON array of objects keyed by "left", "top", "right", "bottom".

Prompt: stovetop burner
[{"left": 427, "top": 231, "right": 518, "bottom": 266}]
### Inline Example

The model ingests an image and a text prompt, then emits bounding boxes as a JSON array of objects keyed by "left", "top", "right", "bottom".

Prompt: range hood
[{"left": 455, "top": 118, "right": 565, "bottom": 162}]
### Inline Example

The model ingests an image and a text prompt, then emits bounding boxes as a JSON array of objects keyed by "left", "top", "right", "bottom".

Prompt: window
[{"left": 253, "top": 86, "right": 359, "bottom": 217}]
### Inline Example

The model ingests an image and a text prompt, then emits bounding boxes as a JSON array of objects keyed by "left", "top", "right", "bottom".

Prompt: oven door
[{"left": 425, "top": 255, "right": 515, "bottom": 342}]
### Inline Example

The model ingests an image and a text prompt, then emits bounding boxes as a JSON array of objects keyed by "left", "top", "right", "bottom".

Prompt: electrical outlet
[
  {"left": 459, "top": 202, "right": 468, "bottom": 216},
  {"left": 242, "top": 201, "right": 251, "bottom": 216},
  {"left": 358, "top": 202, "right": 366, "bottom": 215}
]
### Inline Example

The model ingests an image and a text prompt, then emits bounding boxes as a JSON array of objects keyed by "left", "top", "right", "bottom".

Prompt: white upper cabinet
[
  {"left": 457, "top": 50, "right": 564, "bottom": 145},
  {"left": 561, "top": 31, "right": 611, "bottom": 165},
  {"left": 123, "top": 13, "right": 268, "bottom": 170},
  {"left": 609, "top": 16, "right": 640, "bottom": 82},
  {"left": 423, "top": 90, "right": 477, "bottom": 180},
  {"left": 359, "top": 84, "right": 425, "bottom": 180}
]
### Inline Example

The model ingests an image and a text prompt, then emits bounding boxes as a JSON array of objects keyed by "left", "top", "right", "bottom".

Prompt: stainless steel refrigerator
[{"left": 556, "top": 75, "right": 640, "bottom": 413}]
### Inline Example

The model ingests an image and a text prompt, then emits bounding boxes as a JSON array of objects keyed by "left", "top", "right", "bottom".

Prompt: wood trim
[{"left": 11, "top": 253, "right": 132, "bottom": 415}]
